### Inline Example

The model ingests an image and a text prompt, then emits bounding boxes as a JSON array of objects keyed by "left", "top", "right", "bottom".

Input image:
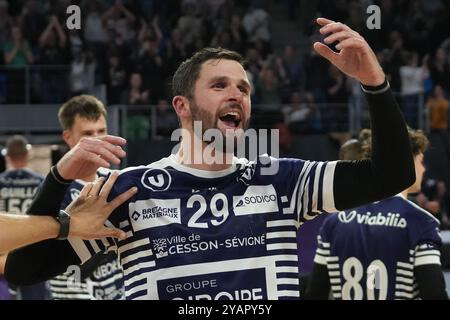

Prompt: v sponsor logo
[
  {"left": 141, "top": 169, "right": 172, "bottom": 191},
  {"left": 338, "top": 210, "right": 357, "bottom": 223}
]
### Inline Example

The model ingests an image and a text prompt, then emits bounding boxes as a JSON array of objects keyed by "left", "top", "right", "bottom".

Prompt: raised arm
[{"left": 312, "top": 18, "right": 415, "bottom": 210}]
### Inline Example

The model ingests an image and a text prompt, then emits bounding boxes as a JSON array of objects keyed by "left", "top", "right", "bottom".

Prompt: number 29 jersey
[{"left": 69, "top": 155, "right": 338, "bottom": 300}]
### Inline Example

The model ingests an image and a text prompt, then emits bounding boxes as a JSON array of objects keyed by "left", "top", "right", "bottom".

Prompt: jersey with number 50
[
  {"left": 0, "top": 169, "right": 43, "bottom": 214},
  {"left": 314, "top": 194, "right": 442, "bottom": 300}
]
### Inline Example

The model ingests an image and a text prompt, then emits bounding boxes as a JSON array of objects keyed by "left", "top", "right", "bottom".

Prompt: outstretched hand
[
  {"left": 66, "top": 171, "right": 137, "bottom": 240},
  {"left": 56, "top": 135, "right": 127, "bottom": 181},
  {"left": 313, "top": 18, "right": 385, "bottom": 86}
]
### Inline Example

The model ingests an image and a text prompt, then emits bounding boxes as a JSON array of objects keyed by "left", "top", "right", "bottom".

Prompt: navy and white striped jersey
[
  {"left": 0, "top": 168, "right": 50, "bottom": 300},
  {"left": 69, "top": 155, "right": 337, "bottom": 300},
  {"left": 314, "top": 194, "right": 442, "bottom": 300},
  {"left": 0, "top": 169, "right": 43, "bottom": 214},
  {"left": 49, "top": 174, "right": 125, "bottom": 300}
]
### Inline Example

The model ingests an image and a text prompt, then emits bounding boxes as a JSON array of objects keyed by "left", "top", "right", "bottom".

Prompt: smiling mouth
[{"left": 219, "top": 111, "right": 242, "bottom": 128}]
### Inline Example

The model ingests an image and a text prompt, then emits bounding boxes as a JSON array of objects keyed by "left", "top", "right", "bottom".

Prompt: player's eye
[
  {"left": 212, "top": 82, "right": 226, "bottom": 89},
  {"left": 238, "top": 86, "right": 249, "bottom": 94}
]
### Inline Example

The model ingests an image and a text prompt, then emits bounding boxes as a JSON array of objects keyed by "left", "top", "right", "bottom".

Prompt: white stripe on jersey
[
  {"left": 120, "top": 238, "right": 150, "bottom": 254},
  {"left": 314, "top": 254, "right": 327, "bottom": 265},
  {"left": 266, "top": 231, "right": 296, "bottom": 239},
  {"left": 414, "top": 255, "right": 441, "bottom": 267},
  {"left": 68, "top": 237, "right": 94, "bottom": 264},
  {"left": 276, "top": 278, "right": 299, "bottom": 286}
]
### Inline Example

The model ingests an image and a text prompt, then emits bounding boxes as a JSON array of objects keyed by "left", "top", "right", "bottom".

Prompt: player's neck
[
  {"left": 7, "top": 161, "right": 27, "bottom": 170},
  {"left": 400, "top": 189, "right": 409, "bottom": 198},
  {"left": 176, "top": 137, "right": 234, "bottom": 172}
]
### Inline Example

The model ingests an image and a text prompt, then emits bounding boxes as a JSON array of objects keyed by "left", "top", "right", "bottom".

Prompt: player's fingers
[
  {"left": 82, "top": 141, "right": 122, "bottom": 165},
  {"left": 78, "top": 149, "right": 112, "bottom": 168},
  {"left": 324, "top": 31, "right": 361, "bottom": 45},
  {"left": 97, "top": 227, "right": 127, "bottom": 240},
  {"left": 320, "top": 22, "right": 351, "bottom": 35},
  {"left": 89, "top": 177, "right": 105, "bottom": 197},
  {"left": 97, "top": 135, "right": 127, "bottom": 146},
  {"left": 316, "top": 17, "right": 335, "bottom": 26},
  {"left": 79, "top": 182, "right": 94, "bottom": 198},
  {"left": 335, "top": 37, "right": 366, "bottom": 51},
  {"left": 79, "top": 137, "right": 127, "bottom": 161},
  {"left": 99, "top": 171, "right": 119, "bottom": 198},
  {"left": 108, "top": 187, "right": 138, "bottom": 210},
  {"left": 313, "top": 42, "right": 339, "bottom": 64}
]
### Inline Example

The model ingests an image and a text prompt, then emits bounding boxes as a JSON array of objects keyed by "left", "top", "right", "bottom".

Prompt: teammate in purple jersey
[{"left": 305, "top": 128, "right": 448, "bottom": 300}]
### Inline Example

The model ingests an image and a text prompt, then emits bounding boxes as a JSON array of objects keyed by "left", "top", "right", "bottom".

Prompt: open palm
[{"left": 313, "top": 18, "right": 385, "bottom": 87}]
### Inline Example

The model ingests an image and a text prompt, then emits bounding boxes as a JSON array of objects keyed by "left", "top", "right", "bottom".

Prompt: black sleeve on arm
[
  {"left": 304, "top": 263, "right": 331, "bottom": 300},
  {"left": 334, "top": 81, "right": 415, "bottom": 211},
  {"left": 415, "top": 264, "right": 448, "bottom": 300},
  {"left": 4, "top": 166, "right": 81, "bottom": 286}
]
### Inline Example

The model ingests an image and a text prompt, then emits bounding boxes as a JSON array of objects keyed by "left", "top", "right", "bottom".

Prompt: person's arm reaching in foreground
[
  {"left": 5, "top": 135, "right": 128, "bottom": 285},
  {"left": 311, "top": 18, "right": 415, "bottom": 210},
  {"left": 0, "top": 172, "right": 137, "bottom": 254}
]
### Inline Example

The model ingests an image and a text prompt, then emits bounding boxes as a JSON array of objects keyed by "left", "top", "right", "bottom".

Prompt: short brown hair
[
  {"left": 58, "top": 95, "right": 107, "bottom": 130},
  {"left": 172, "top": 47, "right": 245, "bottom": 99},
  {"left": 340, "top": 128, "right": 429, "bottom": 161},
  {"left": 4, "top": 135, "right": 29, "bottom": 160}
]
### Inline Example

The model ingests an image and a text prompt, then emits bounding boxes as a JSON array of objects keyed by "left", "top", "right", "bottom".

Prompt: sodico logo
[{"left": 233, "top": 185, "right": 279, "bottom": 216}]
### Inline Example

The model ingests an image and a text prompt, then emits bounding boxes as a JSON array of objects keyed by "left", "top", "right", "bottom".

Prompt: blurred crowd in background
[{"left": 0, "top": 0, "right": 449, "bottom": 228}]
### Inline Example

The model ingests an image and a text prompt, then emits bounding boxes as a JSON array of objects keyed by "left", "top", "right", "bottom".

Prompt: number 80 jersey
[
  {"left": 69, "top": 155, "right": 338, "bottom": 300},
  {"left": 314, "top": 195, "right": 442, "bottom": 300}
]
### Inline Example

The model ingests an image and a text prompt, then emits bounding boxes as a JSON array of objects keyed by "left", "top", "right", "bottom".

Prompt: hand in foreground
[
  {"left": 57, "top": 135, "right": 127, "bottom": 181},
  {"left": 66, "top": 171, "right": 137, "bottom": 240}
]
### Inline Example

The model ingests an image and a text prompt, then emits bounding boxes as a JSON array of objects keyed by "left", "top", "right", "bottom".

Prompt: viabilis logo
[{"left": 338, "top": 211, "right": 407, "bottom": 228}]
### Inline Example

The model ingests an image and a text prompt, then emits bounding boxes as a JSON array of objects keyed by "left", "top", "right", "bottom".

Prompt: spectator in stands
[
  {"left": 427, "top": 85, "right": 449, "bottom": 133},
  {"left": 20, "top": 0, "right": 47, "bottom": 49},
  {"left": 416, "top": 178, "right": 447, "bottom": 227},
  {"left": 155, "top": 98, "right": 178, "bottom": 138},
  {"left": 384, "top": 30, "right": 407, "bottom": 92},
  {"left": 38, "top": 15, "right": 69, "bottom": 103},
  {"left": 399, "top": 51, "right": 429, "bottom": 128},
  {"left": 429, "top": 48, "right": 450, "bottom": 94},
  {"left": 121, "top": 72, "right": 149, "bottom": 105},
  {"left": 254, "top": 66, "right": 282, "bottom": 109},
  {"left": 69, "top": 50, "right": 96, "bottom": 97},
  {"left": 175, "top": 2, "right": 205, "bottom": 55},
  {"left": 106, "top": 51, "right": 127, "bottom": 104},
  {"left": 282, "top": 91, "right": 319, "bottom": 134},
  {"left": 137, "top": 37, "right": 165, "bottom": 103},
  {"left": 273, "top": 45, "right": 303, "bottom": 102},
  {"left": 3, "top": 25, "right": 34, "bottom": 103},
  {"left": 0, "top": 0, "right": 11, "bottom": 51},
  {"left": 102, "top": 0, "right": 137, "bottom": 45},
  {"left": 121, "top": 72, "right": 150, "bottom": 140},
  {"left": 324, "top": 65, "right": 350, "bottom": 132},
  {"left": 242, "top": 2, "right": 271, "bottom": 52}
]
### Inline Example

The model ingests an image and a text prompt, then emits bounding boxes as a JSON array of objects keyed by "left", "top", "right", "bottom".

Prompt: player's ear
[
  {"left": 62, "top": 130, "right": 72, "bottom": 146},
  {"left": 172, "top": 95, "right": 191, "bottom": 119}
]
